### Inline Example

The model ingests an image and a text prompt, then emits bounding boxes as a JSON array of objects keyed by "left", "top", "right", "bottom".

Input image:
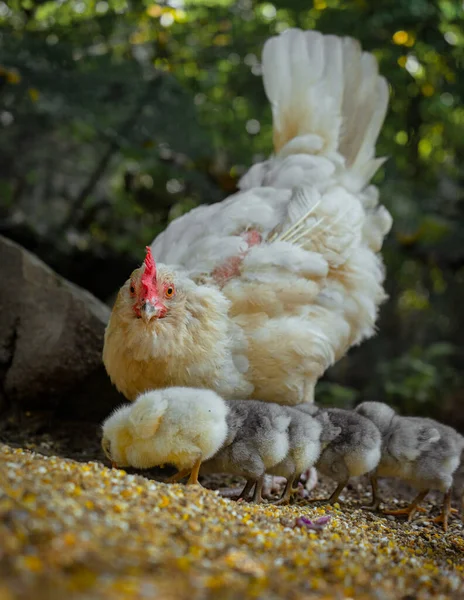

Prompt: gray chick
[
  {"left": 355, "top": 401, "right": 464, "bottom": 530},
  {"left": 453, "top": 449, "right": 464, "bottom": 519},
  {"left": 200, "top": 400, "right": 291, "bottom": 503},
  {"left": 294, "top": 404, "right": 382, "bottom": 505},
  {"left": 268, "top": 407, "right": 341, "bottom": 505}
]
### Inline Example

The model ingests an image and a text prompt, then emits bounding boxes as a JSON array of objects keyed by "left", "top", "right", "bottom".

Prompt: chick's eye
[{"left": 165, "top": 285, "right": 175, "bottom": 298}]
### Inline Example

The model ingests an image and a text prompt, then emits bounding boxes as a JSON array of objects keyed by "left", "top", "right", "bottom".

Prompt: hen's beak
[{"left": 140, "top": 301, "right": 159, "bottom": 323}]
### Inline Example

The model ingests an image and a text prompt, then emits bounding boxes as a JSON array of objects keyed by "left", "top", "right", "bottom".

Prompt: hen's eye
[
  {"left": 130, "top": 284, "right": 135, "bottom": 295},
  {"left": 165, "top": 286, "right": 175, "bottom": 298}
]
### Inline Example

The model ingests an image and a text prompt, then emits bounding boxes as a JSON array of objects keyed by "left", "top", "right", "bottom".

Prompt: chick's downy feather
[
  {"left": 296, "top": 404, "right": 381, "bottom": 485},
  {"left": 103, "top": 29, "right": 392, "bottom": 405},
  {"left": 268, "top": 407, "right": 323, "bottom": 482},
  {"left": 200, "top": 400, "right": 293, "bottom": 498},
  {"left": 101, "top": 387, "right": 229, "bottom": 471},
  {"left": 356, "top": 402, "right": 464, "bottom": 493}
]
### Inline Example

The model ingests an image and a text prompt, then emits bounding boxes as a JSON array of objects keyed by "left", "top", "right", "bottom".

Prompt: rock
[{"left": 0, "top": 235, "right": 123, "bottom": 420}]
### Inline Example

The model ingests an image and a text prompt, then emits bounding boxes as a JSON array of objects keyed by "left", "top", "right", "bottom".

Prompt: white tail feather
[
  {"left": 269, "top": 187, "right": 321, "bottom": 244},
  {"left": 262, "top": 29, "right": 389, "bottom": 186}
]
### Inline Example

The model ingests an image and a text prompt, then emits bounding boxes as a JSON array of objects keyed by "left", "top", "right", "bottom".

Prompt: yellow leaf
[
  {"left": 28, "top": 88, "right": 39, "bottom": 102},
  {"left": 418, "top": 138, "right": 432, "bottom": 159},
  {"left": 130, "top": 29, "right": 149, "bottom": 45},
  {"left": 405, "top": 32, "right": 416, "bottom": 47},
  {"left": 395, "top": 131, "right": 408, "bottom": 145},
  {"left": 421, "top": 83, "right": 434, "bottom": 97},
  {"left": 393, "top": 30, "right": 409, "bottom": 45},
  {"left": 6, "top": 70, "right": 21, "bottom": 84},
  {"left": 147, "top": 4, "right": 162, "bottom": 18},
  {"left": 173, "top": 9, "right": 187, "bottom": 22},
  {"left": 214, "top": 34, "right": 231, "bottom": 47}
]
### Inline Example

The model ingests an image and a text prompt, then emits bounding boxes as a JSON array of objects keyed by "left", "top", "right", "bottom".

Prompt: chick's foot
[
  {"left": 166, "top": 468, "right": 191, "bottom": 483},
  {"left": 431, "top": 508, "right": 458, "bottom": 531},
  {"left": 382, "top": 490, "right": 429, "bottom": 521},
  {"left": 306, "top": 498, "right": 341, "bottom": 507},
  {"left": 362, "top": 500, "right": 382, "bottom": 512},
  {"left": 382, "top": 506, "right": 427, "bottom": 519},
  {"left": 307, "top": 480, "right": 348, "bottom": 507},
  {"left": 272, "top": 480, "right": 298, "bottom": 506}
]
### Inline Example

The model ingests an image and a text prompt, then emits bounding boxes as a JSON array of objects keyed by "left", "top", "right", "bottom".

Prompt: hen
[{"left": 103, "top": 28, "right": 392, "bottom": 405}]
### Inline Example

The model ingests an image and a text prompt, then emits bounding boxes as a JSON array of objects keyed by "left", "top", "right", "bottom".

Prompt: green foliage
[
  {"left": 1, "top": 0, "right": 464, "bottom": 424},
  {"left": 370, "top": 343, "right": 459, "bottom": 416},
  {"left": 315, "top": 383, "right": 360, "bottom": 410}
]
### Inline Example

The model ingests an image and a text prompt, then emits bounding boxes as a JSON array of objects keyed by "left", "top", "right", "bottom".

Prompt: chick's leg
[
  {"left": 309, "top": 479, "right": 349, "bottom": 506},
  {"left": 431, "top": 490, "right": 458, "bottom": 532},
  {"left": 362, "top": 476, "right": 382, "bottom": 511},
  {"left": 272, "top": 475, "right": 300, "bottom": 506},
  {"left": 291, "top": 473, "right": 303, "bottom": 495},
  {"left": 327, "top": 480, "right": 349, "bottom": 504},
  {"left": 382, "top": 489, "right": 429, "bottom": 520},
  {"left": 252, "top": 475, "right": 264, "bottom": 504},
  {"left": 167, "top": 468, "right": 191, "bottom": 483},
  {"left": 187, "top": 456, "right": 203, "bottom": 486},
  {"left": 238, "top": 479, "right": 256, "bottom": 501}
]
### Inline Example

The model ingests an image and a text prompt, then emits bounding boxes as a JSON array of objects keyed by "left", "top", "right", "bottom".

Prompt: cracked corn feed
[{"left": 0, "top": 444, "right": 463, "bottom": 600}]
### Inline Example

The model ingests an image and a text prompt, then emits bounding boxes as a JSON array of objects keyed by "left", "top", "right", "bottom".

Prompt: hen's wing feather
[{"left": 150, "top": 187, "right": 291, "bottom": 276}]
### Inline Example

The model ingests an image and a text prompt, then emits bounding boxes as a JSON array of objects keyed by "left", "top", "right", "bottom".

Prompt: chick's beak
[{"left": 140, "top": 300, "right": 159, "bottom": 323}]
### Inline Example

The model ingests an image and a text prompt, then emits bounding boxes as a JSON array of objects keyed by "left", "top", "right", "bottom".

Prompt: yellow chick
[{"left": 101, "top": 387, "right": 229, "bottom": 485}]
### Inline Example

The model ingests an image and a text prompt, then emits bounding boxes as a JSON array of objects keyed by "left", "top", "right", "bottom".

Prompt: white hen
[{"left": 103, "top": 29, "right": 392, "bottom": 405}]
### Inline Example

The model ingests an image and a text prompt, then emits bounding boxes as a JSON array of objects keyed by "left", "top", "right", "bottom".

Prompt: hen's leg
[
  {"left": 238, "top": 479, "right": 256, "bottom": 501},
  {"left": 308, "top": 479, "right": 349, "bottom": 506},
  {"left": 252, "top": 475, "right": 265, "bottom": 504},
  {"left": 187, "top": 457, "right": 202, "bottom": 486},
  {"left": 167, "top": 468, "right": 191, "bottom": 483},
  {"left": 382, "top": 489, "right": 429, "bottom": 520},
  {"left": 362, "top": 476, "right": 382, "bottom": 511},
  {"left": 431, "top": 490, "right": 458, "bottom": 531}
]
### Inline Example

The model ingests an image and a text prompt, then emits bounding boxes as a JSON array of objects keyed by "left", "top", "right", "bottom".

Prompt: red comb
[{"left": 141, "top": 246, "right": 156, "bottom": 289}]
